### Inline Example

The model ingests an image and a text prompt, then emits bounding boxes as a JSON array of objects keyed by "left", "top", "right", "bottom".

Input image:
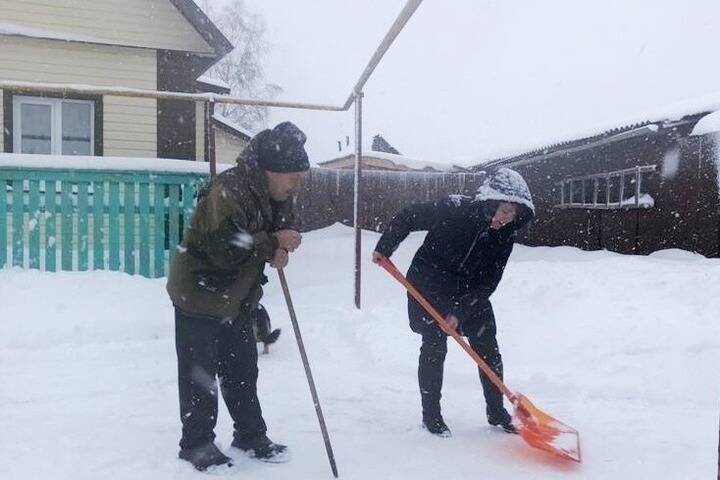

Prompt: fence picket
[
  {"left": 45, "top": 180, "right": 57, "bottom": 272},
  {"left": 12, "top": 180, "right": 24, "bottom": 267},
  {"left": 28, "top": 180, "right": 40, "bottom": 269},
  {"left": 0, "top": 180, "right": 5, "bottom": 268},
  {"left": 93, "top": 181, "right": 105, "bottom": 270},
  {"left": 168, "top": 184, "right": 180, "bottom": 265},
  {"left": 77, "top": 182, "right": 89, "bottom": 271},
  {"left": 61, "top": 181, "right": 73, "bottom": 271},
  {"left": 124, "top": 181, "right": 136, "bottom": 275},
  {"left": 139, "top": 183, "right": 150, "bottom": 278},
  {"left": 108, "top": 182, "right": 120, "bottom": 271},
  {"left": 153, "top": 183, "right": 165, "bottom": 278}
]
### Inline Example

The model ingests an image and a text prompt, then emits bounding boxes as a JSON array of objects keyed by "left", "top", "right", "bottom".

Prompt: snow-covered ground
[{"left": 1, "top": 224, "right": 719, "bottom": 479}]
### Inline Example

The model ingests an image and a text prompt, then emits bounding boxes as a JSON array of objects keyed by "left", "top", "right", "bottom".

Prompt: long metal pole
[
  {"left": 342, "top": 0, "right": 425, "bottom": 109},
  {"left": 0, "top": 80, "right": 346, "bottom": 111},
  {"left": 208, "top": 101, "right": 217, "bottom": 178},
  {"left": 353, "top": 91, "right": 364, "bottom": 310},
  {"left": 277, "top": 269, "right": 339, "bottom": 478}
]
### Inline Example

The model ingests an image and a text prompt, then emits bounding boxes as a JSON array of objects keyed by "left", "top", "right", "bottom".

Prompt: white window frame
[
  {"left": 556, "top": 165, "right": 656, "bottom": 210},
  {"left": 13, "top": 95, "right": 95, "bottom": 155}
]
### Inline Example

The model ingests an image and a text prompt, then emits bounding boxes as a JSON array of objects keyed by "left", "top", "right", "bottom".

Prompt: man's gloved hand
[
  {"left": 445, "top": 314, "right": 460, "bottom": 331},
  {"left": 274, "top": 230, "right": 301, "bottom": 252},
  {"left": 270, "top": 248, "right": 289, "bottom": 269},
  {"left": 371, "top": 251, "right": 384, "bottom": 264}
]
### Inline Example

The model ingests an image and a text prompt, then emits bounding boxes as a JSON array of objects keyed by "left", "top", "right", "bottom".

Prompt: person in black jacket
[{"left": 372, "top": 168, "right": 534, "bottom": 437}]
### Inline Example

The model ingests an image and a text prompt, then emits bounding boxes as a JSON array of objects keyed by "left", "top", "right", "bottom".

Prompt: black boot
[
  {"left": 422, "top": 414, "right": 452, "bottom": 437},
  {"left": 487, "top": 408, "right": 518, "bottom": 434},
  {"left": 179, "top": 442, "right": 233, "bottom": 471},
  {"left": 232, "top": 434, "right": 289, "bottom": 463}
]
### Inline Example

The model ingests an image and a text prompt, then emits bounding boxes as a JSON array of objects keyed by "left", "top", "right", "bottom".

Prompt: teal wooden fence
[{"left": 1, "top": 166, "right": 206, "bottom": 278}]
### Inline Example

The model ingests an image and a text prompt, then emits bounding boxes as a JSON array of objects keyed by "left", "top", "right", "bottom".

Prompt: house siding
[
  {"left": 0, "top": 0, "right": 213, "bottom": 54},
  {"left": 0, "top": 36, "right": 157, "bottom": 157},
  {"left": 214, "top": 126, "right": 247, "bottom": 164}
]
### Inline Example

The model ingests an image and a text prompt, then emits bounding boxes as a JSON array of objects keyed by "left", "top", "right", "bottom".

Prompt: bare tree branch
[{"left": 198, "top": 0, "right": 283, "bottom": 131}]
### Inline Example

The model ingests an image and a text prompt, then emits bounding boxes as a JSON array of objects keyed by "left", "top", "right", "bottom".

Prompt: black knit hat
[{"left": 256, "top": 121, "right": 310, "bottom": 173}]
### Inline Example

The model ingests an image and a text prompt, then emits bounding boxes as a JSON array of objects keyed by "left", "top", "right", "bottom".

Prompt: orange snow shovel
[{"left": 377, "top": 255, "right": 581, "bottom": 463}]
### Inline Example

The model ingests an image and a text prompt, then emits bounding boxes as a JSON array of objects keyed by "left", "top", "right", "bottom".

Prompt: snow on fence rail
[{"left": 0, "top": 155, "right": 207, "bottom": 278}]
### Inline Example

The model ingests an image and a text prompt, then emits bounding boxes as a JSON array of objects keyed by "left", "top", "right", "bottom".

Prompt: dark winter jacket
[
  {"left": 374, "top": 168, "right": 534, "bottom": 334},
  {"left": 166, "top": 138, "right": 295, "bottom": 323}
]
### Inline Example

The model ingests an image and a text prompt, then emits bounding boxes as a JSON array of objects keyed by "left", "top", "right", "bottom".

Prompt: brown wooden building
[{"left": 473, "top": 106, "right": 720, "bottom": 257}]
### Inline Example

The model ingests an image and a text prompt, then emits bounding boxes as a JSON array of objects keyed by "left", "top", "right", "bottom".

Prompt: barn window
[
  {"left": 596, "top": 176, "right": 608, "bottom": 205},
  {"left": 608, "top": 175, "right": 621, "bottom": 204},
  {"left": 555, "top": 165, "right": 656, "bottom": 209},
  {"left": 563, "top": 180, "right": 572, "bottom": 204},
  {"left": 622, "top": 174, "right": 636, "bottom": 202},
  {"left": 571, "top": 179, "right": 583, "bottom": 204},
  {"left": 583, "top": 178, "right": 594, "bottom": 204}
]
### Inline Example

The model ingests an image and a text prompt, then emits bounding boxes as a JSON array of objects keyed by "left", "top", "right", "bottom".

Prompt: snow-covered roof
[
  {"left": 0, "top": 153, "right": 231, "bottom": 175},
  {"left": 690, "top": 110, "right": 720, "bottom": 136},
  {"left": 364, "top": 151, "right": 466, "bottom": 172},
  {"left": 0, "top": 22, "right": 114, "bottom": 45},
  {"left": 320, "top": 151, "right": 467, "bottom": 173},
  {"left": 476, "top": 91, "right": 720, "bottom": 166},
  {"left": 212, "top": 113, "right": 255, "bottom": 140},
  {"left": 197, "top": 75, "right": 231, "bottom": 91}
]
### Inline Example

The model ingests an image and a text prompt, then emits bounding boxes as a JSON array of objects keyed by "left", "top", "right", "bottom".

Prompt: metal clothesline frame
[{"left": 0, "top": 0, "right": 424, "bottom": 309}]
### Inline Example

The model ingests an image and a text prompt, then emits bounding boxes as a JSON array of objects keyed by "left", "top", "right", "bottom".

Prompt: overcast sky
[{"left": 234, "top": 0, "right": 720, "bottom": 165}]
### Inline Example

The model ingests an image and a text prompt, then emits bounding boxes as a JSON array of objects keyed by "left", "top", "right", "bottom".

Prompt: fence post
[{"left": 206, "top": 101, "right": 217, "bottom": 179}]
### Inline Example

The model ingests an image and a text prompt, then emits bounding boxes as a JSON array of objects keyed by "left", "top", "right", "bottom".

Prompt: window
[
  {"left": 608, "top": 175, "right": 620, "bottom": 205},
  {"left": 556, "top": 165, "right": 656, "bottom": 209},
  {"left": 571, "top": 179, "right": 583, "bottom": 204},
  {"left": 562, "top": 180, "right": 572, "bottom": 204},
  {"left": 13, "top": 96, "right": 94, "bottom": 155},
  {"left": 622, "top": 173, "right": 636, "bottom": 203},
  {"left": 596, "top": 176, "right": 607, "bottom": 204},
  {"left": 583, "top": 178, "right": 594, "bottom": 204}
]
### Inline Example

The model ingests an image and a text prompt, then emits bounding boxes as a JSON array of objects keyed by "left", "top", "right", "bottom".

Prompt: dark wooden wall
[
  {"left": 499, "top": 129, "right": 720, "bottom": 257},
  {"left": 296, "top": 169, "right": 484, "bottom": 232},
  {"left": 157, "top": 51, "right": 209, "bottom": 160}
]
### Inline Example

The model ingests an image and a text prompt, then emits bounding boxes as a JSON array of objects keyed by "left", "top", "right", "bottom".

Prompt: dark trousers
[
  {"left": 175, "top": 308, "right": 267, "bottom": 450},
  {"left": 409, "top": 300, "right": 506, "bottom": 420}
]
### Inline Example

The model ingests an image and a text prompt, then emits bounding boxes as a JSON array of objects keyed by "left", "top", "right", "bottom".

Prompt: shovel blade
[{"left": 513, "top": 394, "right": 581, "bottom": 463}]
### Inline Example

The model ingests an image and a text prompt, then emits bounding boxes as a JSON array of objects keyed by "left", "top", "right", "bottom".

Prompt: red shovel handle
[{"left": 376, "top": 255, "right": 516, "bottom": 401}]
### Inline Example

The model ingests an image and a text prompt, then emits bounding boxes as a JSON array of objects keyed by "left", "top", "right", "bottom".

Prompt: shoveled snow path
[{"left": 1, "top": 224, "right": 719, "bottom": 479}]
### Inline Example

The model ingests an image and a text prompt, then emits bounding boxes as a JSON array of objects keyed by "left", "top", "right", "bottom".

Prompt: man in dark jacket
[
  {"left": 372, "top": 168, "right": 534, "bottom": 437},
  {"left": 167, "top": 122, "right": 309, "bottom": 471}
]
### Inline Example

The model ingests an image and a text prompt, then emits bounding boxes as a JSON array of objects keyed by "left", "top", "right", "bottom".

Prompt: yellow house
[{"left": 0, "top": 0, "right": 249, "bottom": 163}]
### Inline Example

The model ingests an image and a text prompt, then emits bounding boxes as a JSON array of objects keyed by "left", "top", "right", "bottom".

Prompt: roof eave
[
  {"left": 169, "top": 0, "right": 234, "bottom": 60},
  {"left": 473, "top": 113, "right": 710, "bottom": 171}
]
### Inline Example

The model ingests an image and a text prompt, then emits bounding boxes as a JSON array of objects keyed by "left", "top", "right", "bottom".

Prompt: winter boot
[
  {"left": 487, "top": 408, "right": 518, "bottom": 434},
  {"left": 179, "top": 442, "right": 233, "bottom": 471},
  {"left": 422, "top": 414, "right": 452, "bottom": 437},
  {"left": 232, "top": 434, "right": 289, "bottom": 463}
]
